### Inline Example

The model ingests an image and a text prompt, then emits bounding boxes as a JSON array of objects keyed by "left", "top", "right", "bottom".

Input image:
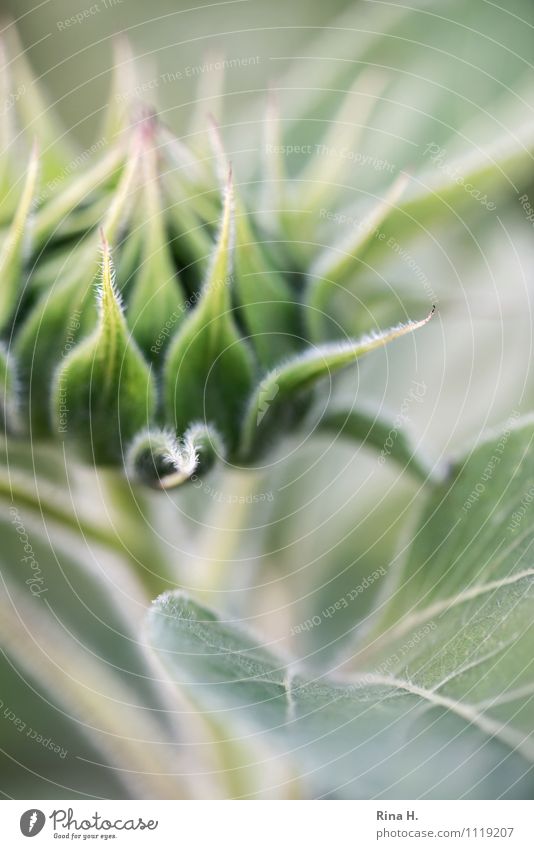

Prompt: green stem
[{"left": 0, "top": 467, "right": 167, "bottom": 598}]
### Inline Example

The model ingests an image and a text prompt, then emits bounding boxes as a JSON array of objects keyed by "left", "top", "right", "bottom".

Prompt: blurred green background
[
  {"left": 4, "top": 0, "right": 534, "bottom": 149},
  {"left": 2, "top": 0, "right": 534, "bottom": 800},
  {"left": 3, "top": 0, "right": 351, "bottom": 142}
]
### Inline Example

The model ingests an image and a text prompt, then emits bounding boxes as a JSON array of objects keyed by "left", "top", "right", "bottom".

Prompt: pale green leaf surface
[
  {"left": 148, "top": 417, "right": 534, "bottom": 798},
  {"left": 317, "top": 403, "right": 438, "bottom": 483}
]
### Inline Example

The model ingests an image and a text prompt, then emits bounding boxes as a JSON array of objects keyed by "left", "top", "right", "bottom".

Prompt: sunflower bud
[{"left": 0, "top": 34, "right": 440, "bottom": 488}]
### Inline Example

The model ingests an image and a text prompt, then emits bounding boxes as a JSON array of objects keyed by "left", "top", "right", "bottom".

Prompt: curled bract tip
[
  {"left": 126, "top": 422, "right": 224, "bottom": 490},
  {"left": 126, "top": 428, "right": 198, "bottom": 490}
]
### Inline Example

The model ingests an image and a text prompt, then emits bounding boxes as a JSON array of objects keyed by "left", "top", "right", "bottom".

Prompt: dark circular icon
[{"left": 20, "top": 810, "right": 46, "bottom": 837}]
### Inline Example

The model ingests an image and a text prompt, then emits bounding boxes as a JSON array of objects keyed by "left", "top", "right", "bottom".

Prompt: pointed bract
[
  {"left": 163, "top": 171, "right": 253, "bottom": 452},
  {"left": 240, "top": 308, "right": 435, "bottom": 459},
  {"left": 51, "top": 237, "right": 156, "bottom": 464}
]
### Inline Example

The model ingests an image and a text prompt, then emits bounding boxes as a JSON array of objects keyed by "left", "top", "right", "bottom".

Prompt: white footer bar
[{"left": 2, "top": 800, "right": 531, "bottom": 847}]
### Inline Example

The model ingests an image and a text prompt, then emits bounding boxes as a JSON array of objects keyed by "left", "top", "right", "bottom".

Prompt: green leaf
[
  {"left": 33, "top": 141, "right": 124, "bottom": 247},
  {"left": 0, "top": 144, "right": 39, "bottom": 332},
  {"left": 15, "top": 138, "right": 142, "bottom": 434},
  {"left": 147, "top": 591, "right": 533, "bottom": 799},
  {"left": 318, "top": 402, "right": 439, "bottom": 482},
  {"left": 206, "top": 116, "right": 301, "bottom": 369},
  {"left": 0, "top": 647, "right": 131, "bottom": 799},
  {"left": 0, "top": 36, "right": 17, "bottom": 214},
  {"left": 164, "top": 172, "right": 253, "bottom": 453},
  {"left": 297, "top": 71, "right": 387, "bottom": 212},
  {"left": 163, "top": 182, "right": 212, "bottom": 290},
  {"left": 2, "top": 25, "right": 74, "bottom": 184},
  {"left": 307, "top": 174, "right": 409, "bottom": 340},
  {"left": 0, "top": 498, "right": 187, "bottom": 798},
  {"left": 160, "top": 125, "right": 209, "bottom": 203},
  {"left": 355, "top": 411, "right": 534, "bottom": 660},
  {"left": 258, "top": 90, "right": 287, "bottom": 226},
  {"left": 188, "top": 49, "right": 226, "bottom": 145},
  {"left": 127, "top": 122, "right": 185, "bottom": 359},
  {"left": 404, "top": 121, "right": 534, "bottom": 219},
  {"left": 240, "top": 308, "right": 435, "bottom": 460},
  {"left": 234, "top": 211, "right": 301, "bottom": 369},
  {"left": 328, "top": 123, "right": 534, "bottom": 291},
  {"left": 101, "top": 35, "right": 138, "bottom": 143},
  {"left": 0, "top": 342, "right": 18, "bottom": 430},
  {"left": 274, "top": 1, "right": 412, "bottom": 130},
  {"left": 51, "top": 236, "right": 156, "bottom": 464},
  {"left": 161, "top": 120, "right": 219, "bottom": 270},
  {"left": 148, "top": 417, "right": 534, "bottom": 798}
]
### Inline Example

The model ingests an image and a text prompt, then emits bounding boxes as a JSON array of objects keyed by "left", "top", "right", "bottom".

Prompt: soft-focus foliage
[{"left": 1, "top": 0, "right": 534, "bottom": 801}]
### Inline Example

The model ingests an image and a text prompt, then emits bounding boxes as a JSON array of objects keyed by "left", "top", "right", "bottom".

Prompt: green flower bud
[{"left": 0, "top": 34, "right": 444, "bottom": 488}]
